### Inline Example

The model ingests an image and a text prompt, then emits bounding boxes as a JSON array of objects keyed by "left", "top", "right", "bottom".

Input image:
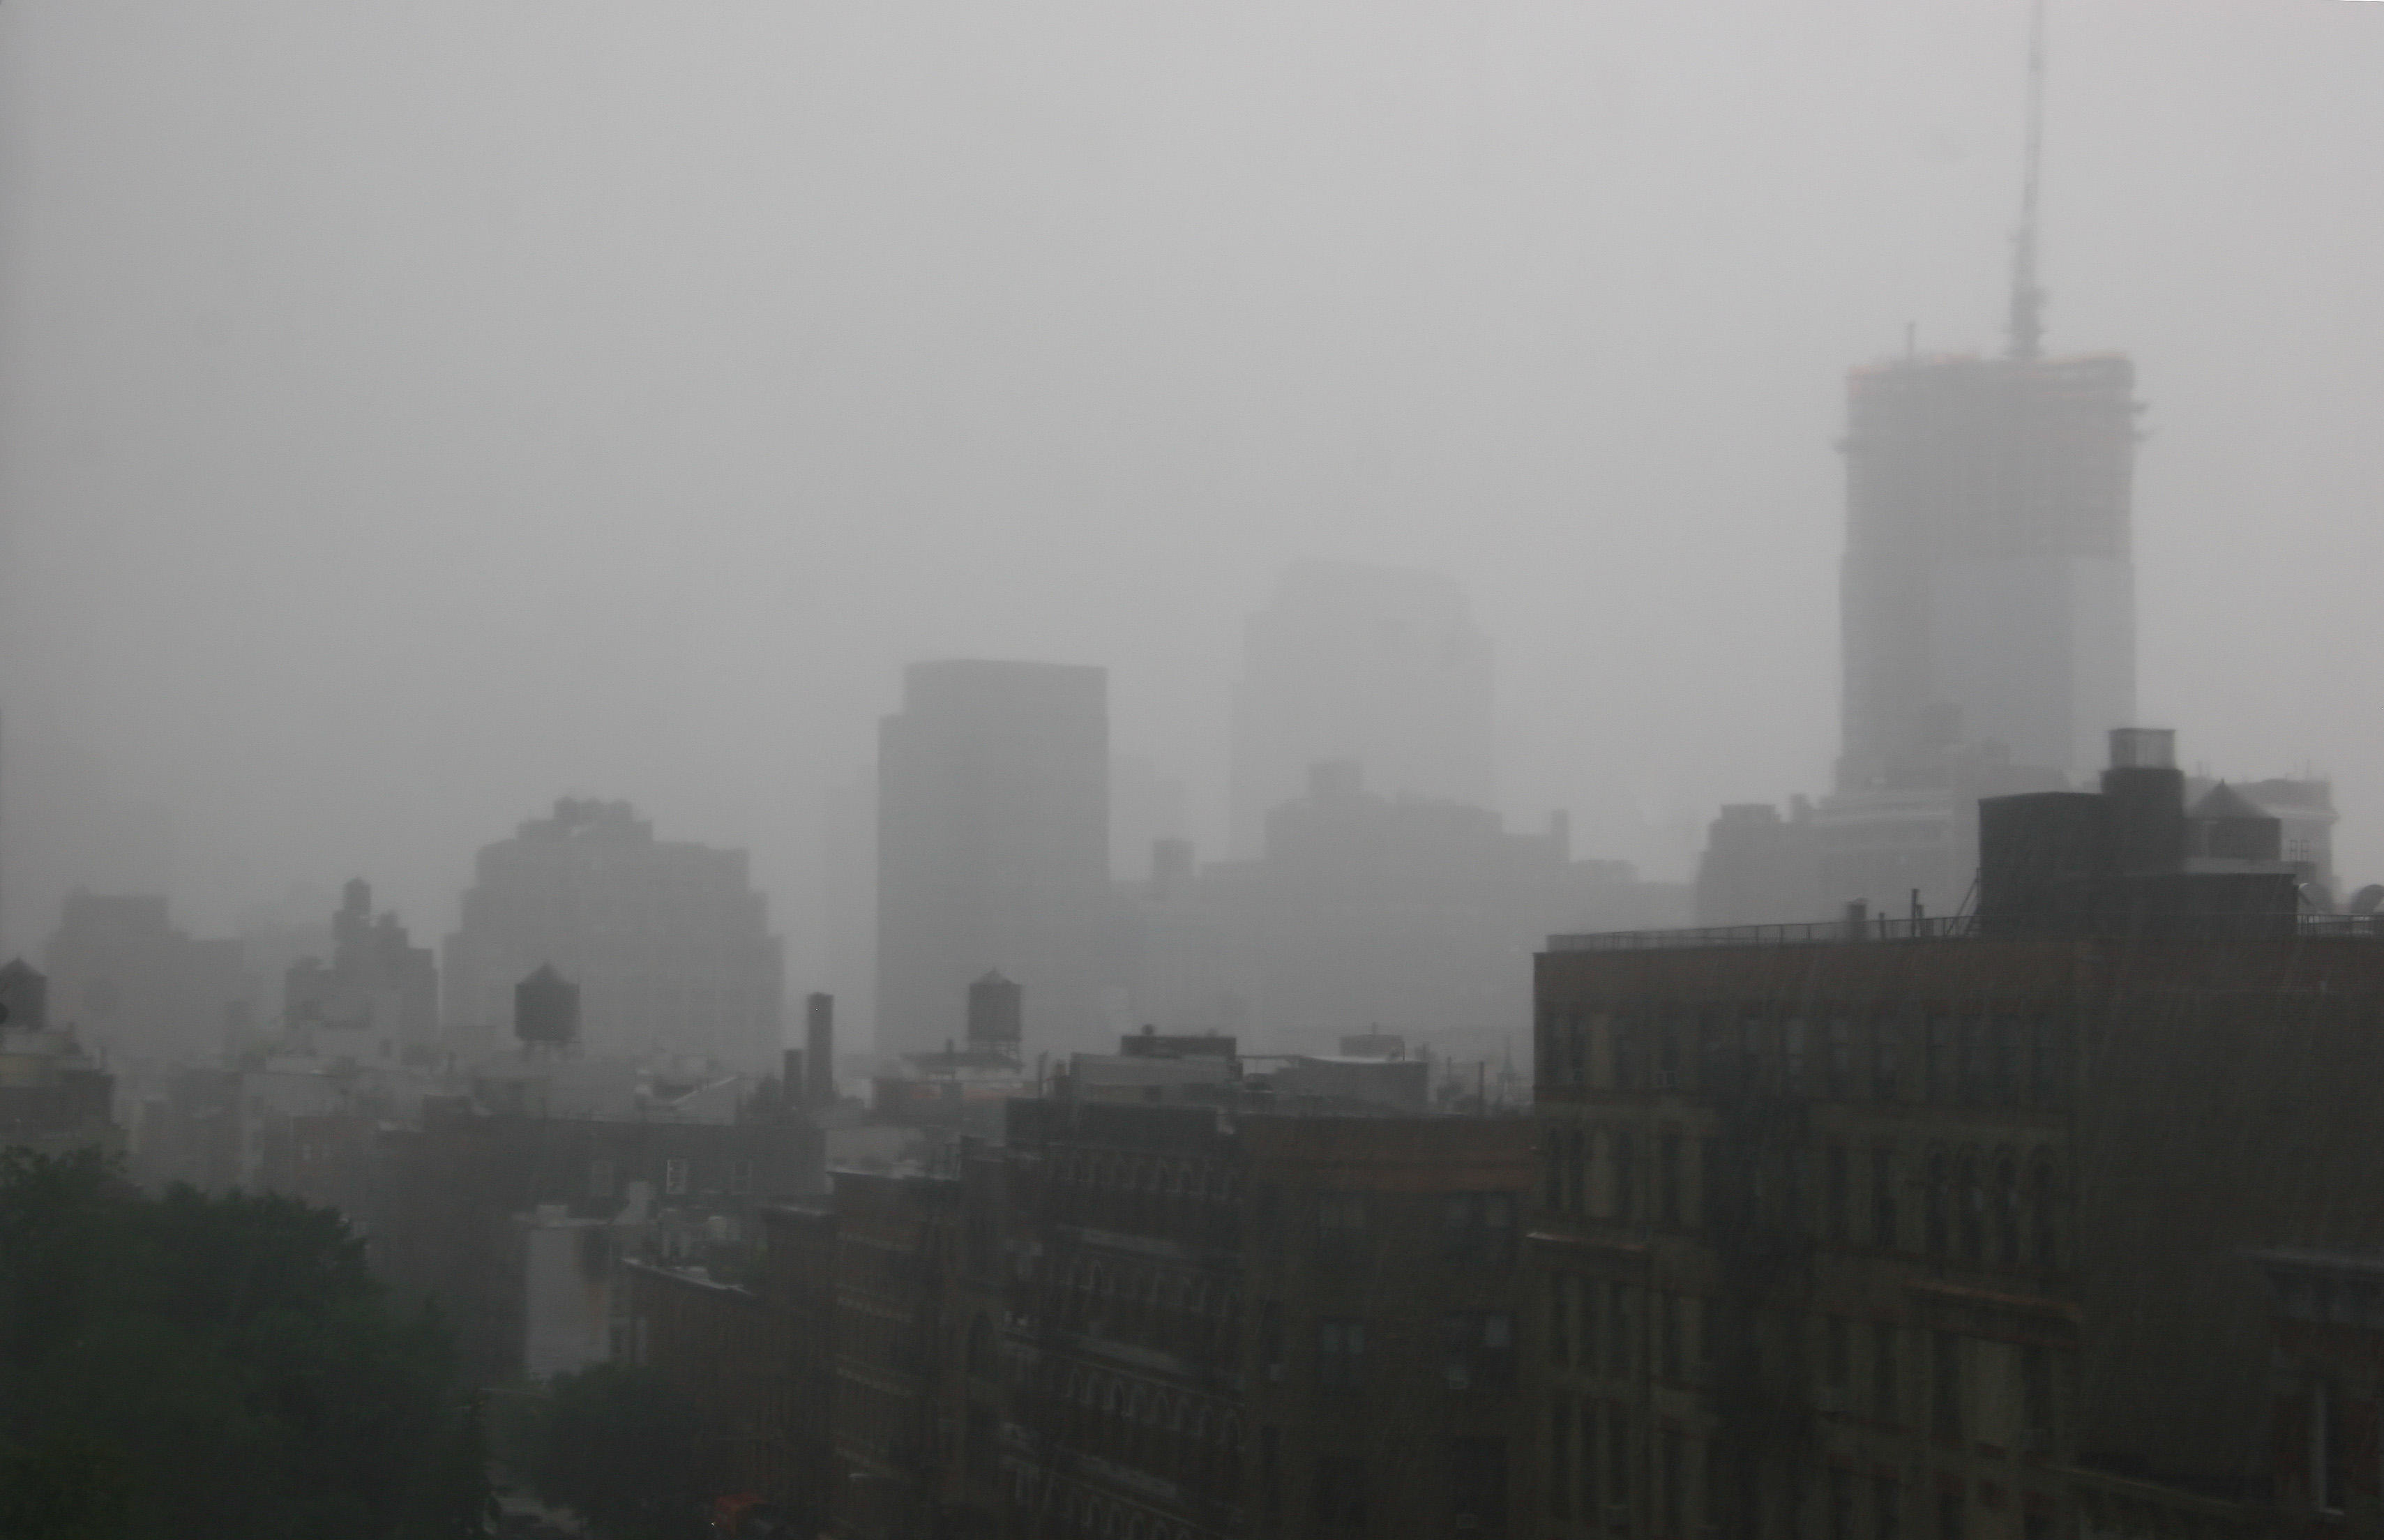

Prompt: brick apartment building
[
  {"left": 1530, "top": 731, "right": 2384, "bottom": 1540},
  {"left": 372, "top": 1096, "right": 822, "bottom": 1382},
  {"left": 1001, "top": 1089, "right": 1534, "bottom": 1540}
]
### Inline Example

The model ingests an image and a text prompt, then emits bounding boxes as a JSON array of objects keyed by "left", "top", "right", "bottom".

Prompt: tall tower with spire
[
  {"left": 1804, "top": 0, "right": 2140, "bottom": 920},
  {"left": 1835, "top": 0, "right": 2136, "bottom": 799}
]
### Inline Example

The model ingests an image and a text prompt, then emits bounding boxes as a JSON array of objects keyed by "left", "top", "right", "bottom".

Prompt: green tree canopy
[
  {"left": 528, "top": 1362, "right": 711, "bottom": 1540},
  {"left": 0, "top": 1147, "right": 492, "bottom": 1539}
]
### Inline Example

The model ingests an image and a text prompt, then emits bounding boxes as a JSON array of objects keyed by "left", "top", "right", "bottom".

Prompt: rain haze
[
  {"left": 10, "top": 5, "right": 2384, "bottom": 1536},
  {"left": 6, "top": 0, "right": 2382, "bottom": 995}
]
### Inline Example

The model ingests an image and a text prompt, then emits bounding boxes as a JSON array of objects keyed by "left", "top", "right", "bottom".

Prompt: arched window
[{"left": 1924, "top": 1152, "right": 1951, "bottom": 1256}]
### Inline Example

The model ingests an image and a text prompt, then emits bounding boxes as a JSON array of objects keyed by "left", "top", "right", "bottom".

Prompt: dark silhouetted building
[{"left": 1531, "top": 730, "right": 2384, "bottom": 1540}]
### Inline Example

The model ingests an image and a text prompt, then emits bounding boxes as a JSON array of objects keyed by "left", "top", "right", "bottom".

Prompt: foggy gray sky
[{"left": 3, "top": 1, "right": 2381, "bottom": 974}]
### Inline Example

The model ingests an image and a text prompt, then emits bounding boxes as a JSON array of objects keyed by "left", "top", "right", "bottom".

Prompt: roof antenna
[{"left": 2006, "top": 0, "right": 2049, "bottom": 361}]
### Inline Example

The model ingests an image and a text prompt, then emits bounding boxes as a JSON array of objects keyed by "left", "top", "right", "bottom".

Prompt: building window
[
  {"left": 1658, "top": 1135, "right": 1682, "bottom": 1227},
  {"left": 1873, "top": 1322, "right": 1900, "bottom": 1424},
  {"left": 1875, "top": 1477, "right": 1901, "bottom": 1540},
  {"left": 1315, "top": 1454, "right": 1368, "bottom": 1534},
  {"left": 1261, "top": 1299, "right": 1285, "bottom": 1376},
  {"left": 1932, "top": 1333, "right": 1964, "bottom": 1443},
  {"left": 1317, "top": 1318, "right": 1365, "bottom": 1389},
  {"left": 1661, "top": 1428, "right": 1684, "bottom": 1538},
  {"left": 1614, "top": 1132, "right": 1638, "bottom": 1224},
  {"left": 1937, "top": 1489, "right": 1965, "bottom": 1540},
  {"left": 1551, "top": 1400, "right": 1574, "bottom": 1520},
  {"left": 1607, "top": 1409, "right": 1632, "bottom": 1520},
  {"left": 1445, "top": 1311, "right": 1516, "bottom": 1391},
  {"left": 1577, "top": 1399, "right": 1601, "bottom": 1519},
  {"left": 1702, "top": 1138, "right": 1724, "bottom": 1235},
  {"left": 1316, "top": 1192, "right": 1366, "bottom": 1247},
  {"left": 1994, "top": 1156, "right": 2021, "bottom": 1267},
  {"left": 1827, "top": 1018, "right": 1854, "bottom": 1096},
  {"left": 1608, "top": 1285, "right": 1632, "bottom": 1375},
  {"left": 1444, "top": 1193, "right": 1517, "bottom": 1263},
  {"left": 1956, "top": 1155, "right": 1982, "bottom": 1262},
  {"left": 1549, "top": 1275, "right": 1572, "bottom": 1369},
  {"left": 1450, "top": 1437, "right": 1509, "bottom": 1539},
  {"left": 1826, "top": 1145, "right": 1850, "bottom": 1243},
  {"left": 729, "top": 1159, "right": 753, "bottom": 1196},
  {"left": 1871, "top": 1020, "right": 1901, "bottom": 1101},
  {"left": 1830, "top": 1467, "right": 1854, "bottom": 1540},
  {"left": 2021, "top": 1345, "right": 2052, "bottom": 1444},
  {"left": 1924, "top": 1155, "right": 1950, "bottom": 1256},
  {"left": 2029, "top": 1020, "right": 2069, "bottom": 1107},
  {"left": 1659, "top": 1294, "right": 1682, "bottom": 1382},
  {"left": 589, "top": 1159, "right": 614, "bottom": 1200},
  {"left": 2030, "top": 1161, "right": 2062, "bottom": 1271},
  {"left": 1872, "top": 1148, "right": 1899, "bottom": 1248},
  {"left": 664, "top": 1158, "right": 690, "bottom": 1195},
  {"left": 1260, "top": 1426, "right": 1282, "bottom": 1515}
]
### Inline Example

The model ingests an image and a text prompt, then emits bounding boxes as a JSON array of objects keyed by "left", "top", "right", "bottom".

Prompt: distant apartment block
[{"left": 442, "top": 799, "right": 785, "bottom": 1066}]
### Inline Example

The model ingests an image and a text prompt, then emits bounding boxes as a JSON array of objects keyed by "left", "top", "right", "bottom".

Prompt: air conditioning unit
[{"left": 1651, "top": 1071, "right": 1679, "bottom": 1090}]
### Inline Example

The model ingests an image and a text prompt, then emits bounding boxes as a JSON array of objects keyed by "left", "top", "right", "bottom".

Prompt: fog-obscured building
[
  {"left": 282, "top": 877, "right": 437, "bottom": 1063},
  {"left": 1839, "top": 352, "right": 2137, "bottom": 793},
  {"left": 1228, "top": 561, "right": 1495, "bottom": 859},
  {"left": 1134, "top": 762, "right": 1686, "bottom": 1059},
  {"left": 41, "top": 893, "right": 254, "bottom": 1066},
  {"left": 442, "top": 799, "right": 785, "bottom": 1066},
  {"left": 875, "top": 660, "right": 1112, "bottom": 1061}
]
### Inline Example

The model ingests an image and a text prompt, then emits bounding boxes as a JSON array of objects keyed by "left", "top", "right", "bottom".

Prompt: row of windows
[
  {"left": 1545, "top": 1280, "right": 2062, "bottom": 1444},
  {"left": 1253, "top": 1187, "right": 1520, "bottom": 1262},
  {"left": 1014, "top": 1470, "right": 1215, "bottom": 1540},
  {"left": 1273, "top": 1440, "right": 1509, "bottom": 1537},
  {"left": 1540, "top": 1130, "right": 2067, "bottom": 1269},
  {"left": 589, "top": 1156, "right": 752, "bottom": 1200},
  {"left": 1262, "top": 1311, "right": 1518, "bottom": 1391},
  {"left": 1546, "top": 1406, "right": 2059, "bottom": 1540},
  {"left": 1052, "top": 1149, "right": 1237, "bottom": 1202},
  {"left": 1539, "top": 1009, "right": 2074, "bottom": 1110}
]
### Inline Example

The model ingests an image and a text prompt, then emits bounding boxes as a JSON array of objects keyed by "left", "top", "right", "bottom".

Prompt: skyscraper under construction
[
  {"left": 1804, "top": 1, "right": 2140, "bottom": 921},
  {"left": 1836, "top": 3, "right": 2138, "bottom": 799}
]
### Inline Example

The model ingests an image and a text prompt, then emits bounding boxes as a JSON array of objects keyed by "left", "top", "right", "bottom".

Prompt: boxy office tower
[{"left": 875, "top": 660, "right": 1110, "bottom": 1060}]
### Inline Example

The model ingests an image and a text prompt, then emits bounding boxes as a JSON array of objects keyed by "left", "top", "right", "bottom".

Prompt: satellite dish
[{"left": 2352, "top": 884, "right": 2384, "bottom": 916}]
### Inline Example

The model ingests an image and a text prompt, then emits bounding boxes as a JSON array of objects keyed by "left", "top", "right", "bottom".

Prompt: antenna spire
[{"left": 2007, "top": 0, "right": 2049, "bottom": 361}]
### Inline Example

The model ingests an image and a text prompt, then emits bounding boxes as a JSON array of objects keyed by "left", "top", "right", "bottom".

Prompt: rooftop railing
[{"left": 1549, "top": 910, "right": 2384, "bottom": 953}]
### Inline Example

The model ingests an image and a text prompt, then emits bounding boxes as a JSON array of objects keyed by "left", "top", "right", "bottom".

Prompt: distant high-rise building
[
  {"left": 875, "top": 660, "right": 1110, "bottom": 1060},
  {"left": 1227, "top": 561, "right": 1495, "bottom": 856},
  {"left": 1837, "top": 9, "right": 2135, "bottom": 794},
  {"left": 441, "top": 799, "right": 784, "bottom": 1066},
  {"left": 1837, "top": 351, "right": 2137, "bottom": 790}
]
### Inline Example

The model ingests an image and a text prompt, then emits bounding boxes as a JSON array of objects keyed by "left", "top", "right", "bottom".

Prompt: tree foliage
[
  {"left": 0, "top": 1147, "right": 494, "bottom": 1539},
  {"left": 527, "top": 1362, "right": 711, "bottom": 1540}
]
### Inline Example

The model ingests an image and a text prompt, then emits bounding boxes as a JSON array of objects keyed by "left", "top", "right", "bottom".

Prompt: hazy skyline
[{"left": 4, "top": 1, "right": 2381, "bottom": 983}]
